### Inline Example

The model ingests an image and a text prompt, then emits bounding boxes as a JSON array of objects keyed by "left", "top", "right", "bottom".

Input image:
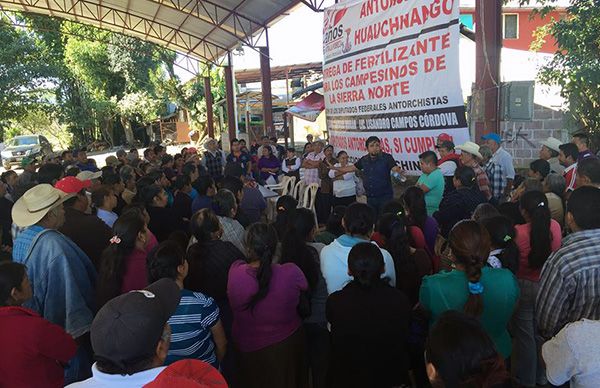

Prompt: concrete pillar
[
  {"left": 259, "top": 46, "right": 274, "bottom": 138},
  {"left": 224, "top": 61, "right": 237, "bottom": 142},
  {"left": 475, "top": 0, "right": 502, "bottom": 139},
  {"left": 204, "top": 76, "right": 214, "bottom": 138}
]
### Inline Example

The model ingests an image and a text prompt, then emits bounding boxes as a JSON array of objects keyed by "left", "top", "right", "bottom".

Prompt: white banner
[{"left": 323, "top": 0, "right": 470, "bottom": 174}]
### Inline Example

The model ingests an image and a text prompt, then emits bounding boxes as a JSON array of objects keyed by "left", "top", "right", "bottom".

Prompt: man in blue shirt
[
  {"left": 332, "top": 136, "right": 402, "bottom": 214},
  {"left": 482, "top": 133, "right": 515, "bottom": 201},
  {"left": 12, "top": 184, "right": 97, "bottom": 383}
]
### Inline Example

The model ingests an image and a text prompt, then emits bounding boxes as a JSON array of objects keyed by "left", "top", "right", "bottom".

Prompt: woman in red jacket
[{"left": 0, "top": 262, "right": 77, "bottom": 387}]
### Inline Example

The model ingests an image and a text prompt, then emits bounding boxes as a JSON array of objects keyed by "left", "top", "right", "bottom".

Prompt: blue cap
[{"left": 481, "top": 133, "right": 502, "bottom": 144}]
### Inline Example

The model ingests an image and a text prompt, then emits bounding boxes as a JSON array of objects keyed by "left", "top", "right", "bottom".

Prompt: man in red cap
[{"left": 56, "top": 176, "right": 112, "bottom": 270}]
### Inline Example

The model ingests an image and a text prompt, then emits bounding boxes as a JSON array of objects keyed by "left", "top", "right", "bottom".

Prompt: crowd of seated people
[{"left": 0, "top": 132, "right": 599, "bottom": 388}]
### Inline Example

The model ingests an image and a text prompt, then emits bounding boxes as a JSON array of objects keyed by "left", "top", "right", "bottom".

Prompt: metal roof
[
  {"left": 235, "top": 61, "right": 322, "bottom": 83},
  {"left": 0, "top": 0, "right": 316, "bottom": 65}
]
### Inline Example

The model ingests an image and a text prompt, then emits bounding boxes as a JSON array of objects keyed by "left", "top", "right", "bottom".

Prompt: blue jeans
[
  {"left": 510, "top": 278, "right": 547, "bottom": 387},
  {"left": 367, "top": 194, "right": 393, "bottom": 216}
]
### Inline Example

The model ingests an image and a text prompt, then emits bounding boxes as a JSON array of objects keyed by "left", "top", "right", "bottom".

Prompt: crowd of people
[{"left": 0, "top": 130, "right": 599, "bottom": 388}]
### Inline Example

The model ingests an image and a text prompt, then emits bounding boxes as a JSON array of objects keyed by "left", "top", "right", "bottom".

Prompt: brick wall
[{"left": 499, "top": 104, "right": 570, "bottom": 168}]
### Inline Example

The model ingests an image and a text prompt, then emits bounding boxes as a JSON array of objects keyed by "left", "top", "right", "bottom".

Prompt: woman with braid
[
  {"left": 419, "top": 220, "right": 519, "bottom": 360},
  {"left": 227, "top": 223, "right": 308, "bottom": 388}
]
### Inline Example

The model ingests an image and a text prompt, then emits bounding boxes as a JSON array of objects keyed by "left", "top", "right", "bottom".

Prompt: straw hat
[
  {"left": 77, "top": 170, "right": 102, "bottom": 181},
  {"left": 12, "top": 184, "right": 73, "bottom": 227},
  {"left": 456, "top": 141, "right": 483, "bottom": 159},
  {"left": 540, "top": 137, "right": 563, "bottom": 153}
]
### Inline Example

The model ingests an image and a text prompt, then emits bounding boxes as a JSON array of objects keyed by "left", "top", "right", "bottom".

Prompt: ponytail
[
  {"left": 348, "top": 242, "right": 386, "bottom": 289},
  {"left": 244, "top": 223, "right": 278, "bottom": 311},
  {"left": 280, "top": 208, "right": 319, "bottom": 290},
  {"left": 481, "top": 215, "right": 519, "bottom": 274},
  {"left": 97, "top": 212, "right": 146, "bottom": 309},
  {"left": 520, "top": 191, "right": 552, "bottom": 269},
  {"left": 448, "top": 221, "right": 491, "bottom": 317},
  {"left": 378, "top": 212, "right": 414, "bottom": 279}
]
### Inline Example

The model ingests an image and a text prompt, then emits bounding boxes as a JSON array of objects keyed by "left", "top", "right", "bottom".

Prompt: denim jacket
[{"left": 12, "top": 225, "right": 97, "bottom": 339}]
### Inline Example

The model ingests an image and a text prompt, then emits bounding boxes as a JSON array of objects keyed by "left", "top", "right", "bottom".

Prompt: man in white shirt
[
  {"left": 482, "top": 133, "right": 515, "bottom": 201},
  {"left": 68, "top": 279, "right": 180, "bottom": 388}
]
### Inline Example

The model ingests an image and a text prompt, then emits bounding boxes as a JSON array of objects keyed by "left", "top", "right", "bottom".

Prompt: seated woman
[
  {"left": 141, "top": 183, "right": 187, "bottom": 242},
  {"left": 257, "top": 146, "right": 280, "bottom": 185},
  {"left": 419, "top": 220, "right": 519, "bottom": 360},
  {"left": 0, "top": 262, "right": 77, "bottom": 388},
  {"left": 402, "top": 186, "right": 439, "bottom": 255},
  {"left": 543, "top": 173, "right": 566, "bottom": 226},
  {"left": 425, "top": 310, "right": 512, "bottom": 388},
  {"left": 228, "top": 223, "right": 308, "bottom": 388},
  {"left": 147, "top": 241, "right": 227, "bottom": 368},
  {"left": 378, "top": 212, "right": 431, "bottom": 306},
  {"left": 213, "top": 189, "right": 246, "bottom": 253},
  {"left": 96, "top": 211, "right": 156, "bottom": 308},
  {"left": 433, "top": 166, "right": 487, "bottom": 238},
  {"left": 186, "top": 208, "right": 245, "bottom": 332},
  {"left": 480, "top": 215, "right": 519, "bottom": 274},
  {"left": 327, "top": 242, "right": 412, "bottom": 388}
]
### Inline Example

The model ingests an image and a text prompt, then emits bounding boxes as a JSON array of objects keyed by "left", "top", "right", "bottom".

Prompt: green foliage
[
  {"left": 0, "top": 11, "right": 225, "bottom": 147},
  {"left": 6, "top": 108, "right": 73, "bottom": 149},
  {"left": 535, "top": 0, "right": 600, "bottom": 133}
]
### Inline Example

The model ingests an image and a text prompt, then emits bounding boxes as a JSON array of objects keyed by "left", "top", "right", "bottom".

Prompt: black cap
[
  {"left": 91, "top": 279, "right": 180, "bottom": 366},
  {"left": 435, "top": 140, "right": 455, "bottom": 150}
]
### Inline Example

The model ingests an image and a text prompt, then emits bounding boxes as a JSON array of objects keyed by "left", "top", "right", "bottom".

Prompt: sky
[{"left": 174, "top": 0, "right": 336, "bottom": 82}]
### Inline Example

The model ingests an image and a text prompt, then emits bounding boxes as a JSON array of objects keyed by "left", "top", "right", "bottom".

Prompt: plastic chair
[
  {"left": 265, "top": 175, "right": 290, "bottom": 193},
  {"left": 293, "top": 180, "right": 306, "bottom": 204},
  {"left": 281, "top": 176, "right": 296, "bottom": 196},
  {"left": 301, "top": 183, "right": 319, "bottom": 226}
]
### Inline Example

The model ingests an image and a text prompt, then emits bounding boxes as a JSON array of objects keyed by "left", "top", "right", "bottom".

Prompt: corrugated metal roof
[{"left": 0, "top": 0, "right": 303, "bottom": 64}]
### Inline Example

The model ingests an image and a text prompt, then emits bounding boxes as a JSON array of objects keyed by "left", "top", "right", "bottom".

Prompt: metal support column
[
  {"left": 224, "top": 55, "right": 237, "bottom": 142},
  {"left": 475, "top": 0, "right": 502, "bottom": 139},
  {"left": 259, "top": 46, "right": 274, "bottom": 138},
  {"left": 204, "top": 76, "right": 215, "bottom": 138}
]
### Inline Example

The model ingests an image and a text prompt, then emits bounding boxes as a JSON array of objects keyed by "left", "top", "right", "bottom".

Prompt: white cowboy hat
[
  {"left": 540, "top": 137, "right": 563, "bottom": 153},
  {"left": 456, "top": 141, "right": 483, "bottom": 159},
  {"left": 77, "top": 170, "right": 102, "bottom": 181},
  {"left": 204, "top": 138, "right": 217, "bottom": 150},
  {"left": 12, "top": 184, "right": 74, "bottom": 227}
]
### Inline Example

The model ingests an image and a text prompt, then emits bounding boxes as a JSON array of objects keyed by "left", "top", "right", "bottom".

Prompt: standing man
[
  {"left": 575, "top": 158, "right": 600, "bottom": 188},
  {"left": 559, "top": 143, "right": 579, "bottom": 193},
  {"left": 455, "top": 141, "right": 492, "bottom": 201},
  {"left": 225, "top": 138, "right": 251, "bottom": 177},
  {"left": 436, "top": 140, "right": 460, "bottom": 197},
  {"left": 416, "top": 151, "right": 445, "bottom": 215},
  {"left": 572, "top": 133, "right": 595, "bottom": 162},
  {"left": 12, "top": 184, "right": 97, "bottom": 383},
  {"left": 17, "top": 157, "right": 38, "bottom": 186},
  {"left": 201, "top": 138, "right": 226, "bottom": 181},
  {"left": 332, "top": 136, "right": 402, "bottom": 214},
  {"left": 75, "top": 149, "right": 98, "bottom": 172},
  {"left": 479, "top": 145, "right": 504, "bottom": 203},
  {"left": 482, "top": 133, "right": 515, "bottom": 201},
  {"left": 302, "top": 140, "right": 325, "bottom": 185},
  {"left": 536, "top": 186, "right": 600, "bottom": 340},
  {"left": 539, "top": 137, "right": 564, "bottom": 174},
  {"left": 256, "top": 135, "right": 278, "bottom": 158}
]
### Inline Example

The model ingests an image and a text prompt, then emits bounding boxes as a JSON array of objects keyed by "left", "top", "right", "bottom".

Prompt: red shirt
[{"left": 0, "top": 306, "right": 77, "bottom": 388}]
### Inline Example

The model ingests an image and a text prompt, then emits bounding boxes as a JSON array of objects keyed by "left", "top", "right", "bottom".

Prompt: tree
[
  {"left": 116, "top": 92, "right": 161, "bottom": 145},
  {"left": 529, "top": 0, "right": 600, "bottom": 136}
]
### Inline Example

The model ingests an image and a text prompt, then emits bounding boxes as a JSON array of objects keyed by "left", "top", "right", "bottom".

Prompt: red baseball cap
[
  {"left": 186, "top": 147, "right": 198, "bottom": 154},
  {"left": 437, "top": 133, "right": 453, "bottom": 143},
  {"left": 55, "top": 176, "right": 91, "bottom": 194},
  {"left": 144, "top": 359, "right": 227, "bottom": 388}
]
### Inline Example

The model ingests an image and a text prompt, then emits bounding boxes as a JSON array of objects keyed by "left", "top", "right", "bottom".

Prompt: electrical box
[{"left": 501, "top": 81, "right": 535, "bottom": 121}]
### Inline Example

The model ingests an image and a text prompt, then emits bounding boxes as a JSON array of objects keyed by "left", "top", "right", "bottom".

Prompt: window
[
  {"left": 503, "top": 14, "right": 519, "bottom": 39},
  {"left": 460, "top": 14, "right": 474, "bottom": 30}
]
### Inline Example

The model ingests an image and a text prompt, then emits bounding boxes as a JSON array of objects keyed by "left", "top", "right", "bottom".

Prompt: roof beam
[{"left": 0, "top": 0, "right": 231, "bottom": 63}]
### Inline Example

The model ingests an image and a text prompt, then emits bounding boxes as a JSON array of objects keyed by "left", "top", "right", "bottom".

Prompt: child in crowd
[{"left": 0, "top": 262, "right": 77, "bottom": 387}]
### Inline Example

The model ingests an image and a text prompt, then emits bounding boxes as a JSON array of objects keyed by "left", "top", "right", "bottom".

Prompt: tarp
[
  {"left": 322, "top": 0, "right": 470, "bottom": 175},
  {"left": 286, "top": 92, "right": 325, "bottom": 122}
]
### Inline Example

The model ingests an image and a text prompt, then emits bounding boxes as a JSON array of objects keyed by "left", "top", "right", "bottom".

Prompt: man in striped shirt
[
  {"left": 536, "top": 186, "right": 600, "bottom": 339},
  {"left": 147, "top": 241, "right": 227, "bottom": 368}
]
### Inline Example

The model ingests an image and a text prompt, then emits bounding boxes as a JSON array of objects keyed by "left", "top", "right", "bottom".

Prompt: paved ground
[{"left": 0, "top": 145, "right": 187, "bottom": 174}]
